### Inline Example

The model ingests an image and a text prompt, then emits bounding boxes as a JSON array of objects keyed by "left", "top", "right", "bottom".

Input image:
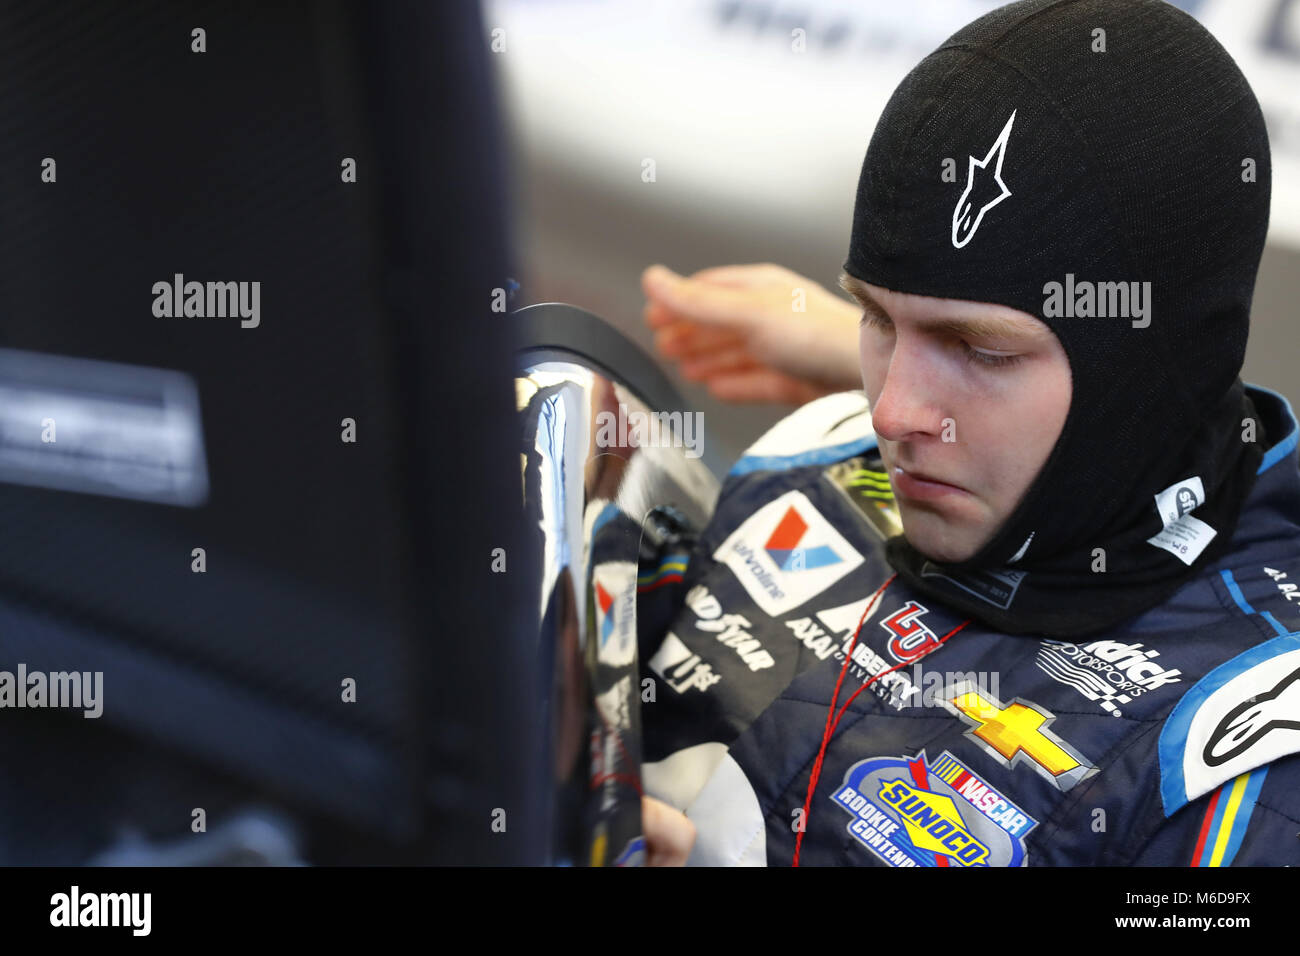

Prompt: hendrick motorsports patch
[{"left": 830, "top": 750, "right": 1036, "bottom": 867}]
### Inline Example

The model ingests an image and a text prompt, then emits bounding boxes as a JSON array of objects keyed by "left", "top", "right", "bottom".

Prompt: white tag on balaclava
[{"left": 1148, "top": 476, "right": 1215, "bottom": 565}]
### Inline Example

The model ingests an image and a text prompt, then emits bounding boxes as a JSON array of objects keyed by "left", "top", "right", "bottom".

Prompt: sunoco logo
[
  {"left": 831, "top": 750, "right": 1036, "bottom": 867},
  {"left": 1036, "top": 639, "right": 1182, "bottom": 717}
]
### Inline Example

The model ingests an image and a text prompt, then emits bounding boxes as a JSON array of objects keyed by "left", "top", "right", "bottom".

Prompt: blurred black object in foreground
[{"left": 0, "top": 1, "right": 541, "bottom": 864}]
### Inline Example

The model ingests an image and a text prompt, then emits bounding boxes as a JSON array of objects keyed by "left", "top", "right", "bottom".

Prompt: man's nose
[{"left": 868, "top": 342, "right": 944, "bottom": 443}]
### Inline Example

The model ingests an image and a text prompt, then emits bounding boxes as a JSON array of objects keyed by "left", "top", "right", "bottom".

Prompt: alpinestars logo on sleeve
[
  {"left": 951, "top": 110, "right": 1017, "bottom": 249},
  {"left": 1159, "top": 637, "right": 1300, "bottom": 815}
]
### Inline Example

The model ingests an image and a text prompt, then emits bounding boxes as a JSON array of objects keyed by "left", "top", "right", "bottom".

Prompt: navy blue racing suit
[{"left": 635, "top": 385, "right": 1300, "bottom": 866}]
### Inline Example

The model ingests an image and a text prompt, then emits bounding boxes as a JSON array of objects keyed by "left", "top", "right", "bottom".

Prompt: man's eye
[
  {"left": 863, "top": 311, "right": 1023, "bottom": 370},
  {"left": 961, "top": 341, "right": 1024, "bottom": 369}
]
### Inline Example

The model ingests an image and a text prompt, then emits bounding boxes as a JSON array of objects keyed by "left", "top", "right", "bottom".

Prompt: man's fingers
[
  {"left": 686, "top": 262, "right": 780, "bottom": 286},
  {"left": 643, "top": 300, "right": 678, "bottom": 330},
  {"left": 706, "top": 368, "right": 836, "bottom": 406},
  {"left": 654, "top": 322, "right": 746, "bottom": 359},
  {"left": 642, "top": 264, "right": 762, "bottom": 328},
  {"left": 642, "top": 796, "right": 696, "bottom": 867},
  {"left": 679, "top": 348, "right": 759, "bottom": 380}
]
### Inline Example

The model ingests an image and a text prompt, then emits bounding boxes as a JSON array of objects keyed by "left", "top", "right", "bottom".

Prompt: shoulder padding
[{"left": 729, "top": 391, "right": 876, "bottom": 477}]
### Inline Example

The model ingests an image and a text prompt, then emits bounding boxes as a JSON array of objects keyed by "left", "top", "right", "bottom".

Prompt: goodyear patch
[{"left": 830, "top": 750, "right": 1036, "bottom": 867}]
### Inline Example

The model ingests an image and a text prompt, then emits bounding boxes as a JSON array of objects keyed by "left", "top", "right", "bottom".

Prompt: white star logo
[{"left": 951, "top": 109, "right": 1017, "bottom": 249}]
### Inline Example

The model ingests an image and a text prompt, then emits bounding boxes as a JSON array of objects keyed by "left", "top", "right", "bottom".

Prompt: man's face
[{"left": 846, "top": 277, "right": 1072, "bottom": 564}]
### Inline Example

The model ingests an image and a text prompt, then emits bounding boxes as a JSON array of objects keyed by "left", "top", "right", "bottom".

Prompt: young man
[{"left": 635, "top": 0, "right": 1300, "bottom": 866}]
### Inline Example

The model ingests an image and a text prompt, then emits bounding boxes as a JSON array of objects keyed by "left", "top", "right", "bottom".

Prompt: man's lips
[
  {"left": 898, "top": 466, "right": 962, "bottom": 488},
  {"left": 891, "top": 466, "right": 968, "bottom": 501}
]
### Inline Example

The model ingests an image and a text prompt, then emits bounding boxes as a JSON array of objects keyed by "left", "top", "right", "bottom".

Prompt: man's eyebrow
[
  {"left": 839, "top": 272, "right": 891, "bottom": 326},
  {"left": 837, "top": 270, "right": 1044, "bottom": 340},
  {"left": 838, "top": 271, "right": 880, "bottom": 313},
  {"left": 924, "top": 315, "right": 1044, "bottom": 340}
]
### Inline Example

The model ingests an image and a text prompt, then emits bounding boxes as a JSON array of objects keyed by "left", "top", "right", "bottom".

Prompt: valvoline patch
[{"left": 829, "top": 750, "right": 1037, "bottom": 867}]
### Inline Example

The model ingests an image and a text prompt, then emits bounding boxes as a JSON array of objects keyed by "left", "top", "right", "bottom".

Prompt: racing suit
[{"left": 635, "top": 384, "right": 1300, "bottom": 866}]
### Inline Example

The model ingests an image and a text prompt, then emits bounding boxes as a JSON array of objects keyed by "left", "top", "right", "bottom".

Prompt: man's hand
[
  {"left": 642, "top": 795, "right": 696, "bottom": 867},
  {"left": 641, "top": 262, "right": 863, "bottom": 405}
]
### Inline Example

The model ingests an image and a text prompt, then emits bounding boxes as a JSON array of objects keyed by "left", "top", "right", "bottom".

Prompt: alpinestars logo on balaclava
[{"left": 952, "top": 110, "right": 1016, "bottom": 249}]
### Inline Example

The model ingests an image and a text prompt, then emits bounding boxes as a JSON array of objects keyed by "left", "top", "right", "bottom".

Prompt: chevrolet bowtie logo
[{"left": 946, "top": 684, "right": 1097, "bottom": 791}]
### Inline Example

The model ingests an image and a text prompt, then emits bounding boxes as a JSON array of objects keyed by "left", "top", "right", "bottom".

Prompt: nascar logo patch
[{"left": 830, "top": 750, "right": 1037, "bottom": 867}]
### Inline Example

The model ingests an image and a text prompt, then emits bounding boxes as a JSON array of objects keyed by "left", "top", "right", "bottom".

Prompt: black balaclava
[{"left": 843, "top": 0, "right": 1272, "bottom": 638}]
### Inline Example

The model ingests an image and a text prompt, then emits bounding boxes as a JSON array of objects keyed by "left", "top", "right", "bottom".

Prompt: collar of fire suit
[{"left": 881, "top": 383, "right": 1296, "bottom": 639}]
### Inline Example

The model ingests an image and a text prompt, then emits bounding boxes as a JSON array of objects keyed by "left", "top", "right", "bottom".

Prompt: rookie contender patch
[{"left": 830, "top": 750, "right": 1037, "bottom": 867}]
